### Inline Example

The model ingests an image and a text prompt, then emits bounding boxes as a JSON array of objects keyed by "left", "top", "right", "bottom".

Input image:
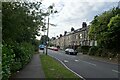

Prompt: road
[{"left": 45, "top": 49, "right": 120, "bottom": 79}]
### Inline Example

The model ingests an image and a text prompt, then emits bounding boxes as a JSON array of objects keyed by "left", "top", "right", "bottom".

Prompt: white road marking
[
  {"left": 48, "top": 54, "right": 85, "bottom": 80},
  {"left": 75, "top": 60, "right": 79, "bottom": 62},
  {"left": 64, "top": 60, "right": 68, "bottom": 62},
  {"left": 79, "top": 59, "right": 96, "bottom": 66},
  {"left": 112, "top": 70, "right": 120, "bottom": 73}
]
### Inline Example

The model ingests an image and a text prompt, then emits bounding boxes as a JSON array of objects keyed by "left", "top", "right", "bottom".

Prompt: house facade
[{"left": 50, "top": 22, "right": 96, "bottom": 50}]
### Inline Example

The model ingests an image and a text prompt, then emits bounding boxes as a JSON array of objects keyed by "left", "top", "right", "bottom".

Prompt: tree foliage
[
  {"left": 88, "top": 7, "right": 120, "bottom": 52},
  {"left": 2, "top": 2, "right": 46, "bottom": 79},
  {"left": 40, "top": 35, "right": 49, "bottom": 45},
  {"left": 105, "top": 15, "right": 120, "bottom": 50},
  {"left": 2, "top": 2, "right": 43, "bottom": 44}
]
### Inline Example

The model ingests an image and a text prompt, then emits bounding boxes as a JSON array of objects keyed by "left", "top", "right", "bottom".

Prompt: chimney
[{"left": 82, "top": 22, "right": 87, "bottom": 28}]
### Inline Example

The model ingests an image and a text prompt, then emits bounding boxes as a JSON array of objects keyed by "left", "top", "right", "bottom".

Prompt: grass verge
[{"left": 40, "top": 54, "right": 80, "bottom": 79}]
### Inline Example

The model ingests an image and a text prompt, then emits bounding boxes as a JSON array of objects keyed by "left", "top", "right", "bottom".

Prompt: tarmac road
[{"left": 47, "top": 49, "right": 120, "bottom": 79}]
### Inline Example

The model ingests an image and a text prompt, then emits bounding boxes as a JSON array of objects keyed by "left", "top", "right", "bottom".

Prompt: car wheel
[
  {"left": 65, "top": 51, "right": 67, "bottom": 54},
  {"left": 69, "top": 52, "right": 71, "bottom": 55}
]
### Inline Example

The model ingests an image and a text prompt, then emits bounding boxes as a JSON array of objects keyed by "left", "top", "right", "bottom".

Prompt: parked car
[
  {"left": 52, "top": 47, "right": 58, "bottom": 51},
  {"left": 65, "top": 48, "right": 78, "bottom": 55},
  {"left": 48, "top": 46, "right": 58, "bottom": 51},
  {"left": 39, "top": 44, "right": 45, "bottom": 50}
]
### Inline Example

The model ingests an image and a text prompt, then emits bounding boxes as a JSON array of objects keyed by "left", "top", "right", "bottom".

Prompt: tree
[
  {"left": 40, "top": 35, "right": 49, "bottom": 45},
  {"left": 2, "top": 2, "right": 44, "bottom": 44},
  {"left": 2, "top": 2, "right": 46, "bottom": 79},
  {"left": 88, "top": 7, "right": 120, "bottom": 48},
  {"left": 104, "top": 15, "right": 120, "bottom": 51}
]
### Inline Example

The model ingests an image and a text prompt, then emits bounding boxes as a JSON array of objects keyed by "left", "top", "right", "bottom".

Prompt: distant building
[{"left": 49, "top": 22, "right": 96, "bottom": 50}]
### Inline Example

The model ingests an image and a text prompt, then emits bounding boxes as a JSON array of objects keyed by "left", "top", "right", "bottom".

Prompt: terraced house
[{"left": 50, "top": 22, "right": 97, "bottom": 50}]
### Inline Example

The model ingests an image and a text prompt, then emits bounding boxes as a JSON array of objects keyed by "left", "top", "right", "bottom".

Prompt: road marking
[
  {"left": 112, "top": 70, "right": 120, "bottom": 73},
  {"left": 75, "top": 60, "right": 79, "bottom": 62},
  {"left": 79, "top": 59, "right": 96, "bottom": 66},
  {"left": 48, "top": 54, "right": 85, "bottom": 80},
  {"left": 64, "top": 60, "right": 69, "bottom": 63}
]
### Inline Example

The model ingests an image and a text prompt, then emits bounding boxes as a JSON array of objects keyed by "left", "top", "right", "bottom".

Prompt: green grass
[{"left": 40, "top": 54, "right": 80, "bottom": 79}]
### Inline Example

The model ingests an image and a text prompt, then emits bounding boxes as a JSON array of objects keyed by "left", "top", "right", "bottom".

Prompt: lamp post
[
  {"left": 45, "top": 5, "right": 57, "bottom": 55},
  {"left": 46, "top": 16, "right": 49, "bottom": 55},
  {"left": 42, "top": 16, "right": 46, "bottom": 54}
]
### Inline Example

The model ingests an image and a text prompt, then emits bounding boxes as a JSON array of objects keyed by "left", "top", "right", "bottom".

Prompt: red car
[{"left": 50, "top": 47, "right": 58, "bottom": 51}]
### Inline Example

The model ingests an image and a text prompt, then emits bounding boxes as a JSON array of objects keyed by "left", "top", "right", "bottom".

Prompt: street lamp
[{"left": 45, "top": 5, "right": 57, "bottom": 55}]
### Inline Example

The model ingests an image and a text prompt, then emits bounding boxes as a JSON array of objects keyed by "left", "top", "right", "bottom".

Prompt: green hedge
[
  {"left": 88, "top": 46, "right": 98, "bottom": 55},
  {"left": 2, "top": 42, "right": 34, "bottom": 80},
  {"left": 88, "top": 46, "right": 118, "bottom": 58},
  {"left": 77, "top": 46, "right": 91, "bottom": 54},
  {"left": 2, "top": 44, "right": 13, "bottom": 80}
]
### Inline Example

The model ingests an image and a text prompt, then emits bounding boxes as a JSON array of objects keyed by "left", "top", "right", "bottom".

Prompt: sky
[{"left": 35, "top": 0, "right": 119, "bottom": 40}]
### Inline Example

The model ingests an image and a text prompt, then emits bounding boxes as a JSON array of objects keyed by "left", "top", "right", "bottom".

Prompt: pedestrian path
[{"left": 11, "top": 54, "right": 45, "bottom": 78}]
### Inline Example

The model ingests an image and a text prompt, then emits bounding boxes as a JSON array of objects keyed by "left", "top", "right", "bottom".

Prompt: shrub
[
  {"left": 88, "top": 46, "right": 98, "bottom": 55},
  {"left": 100, "top": 49, "right": 109, "bottom": 57},
  {"left": 95, "top": 48, "right": 102, "bottom": 57},
  {"left": 19, "top": 42, "right": 34, "bottom": 66},
  {"left": 2, "top": 44, "right": 14, "bottom": 80},
  {"left": 2, "top": 42, "right": 34, "bottom": 80},
  {"left": 10, "top": 42, "right": 34, "bottom": 72},
  {"left": 76, "top": 46, "right": 91, "bottom": 54},
  {"left": 107, "top": 51, "right": 116, "bottom": 59}
]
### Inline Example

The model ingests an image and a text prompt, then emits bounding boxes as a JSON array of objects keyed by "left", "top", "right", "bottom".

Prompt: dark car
[{"left": 65, "top": 48, "right": 78, "bottom": 55}]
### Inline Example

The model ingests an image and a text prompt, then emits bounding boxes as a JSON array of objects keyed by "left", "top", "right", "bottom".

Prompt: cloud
[{"left": 35, "top": 0, "right": 119, "bottom": 39}]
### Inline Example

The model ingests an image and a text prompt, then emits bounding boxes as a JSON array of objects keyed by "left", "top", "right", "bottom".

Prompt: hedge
[
  {"left": 88, "top": 46, "right": 98, "bottom": 55},
  {"left": 77, "top": 46, "right": 91, "bottom": 54},
  {"left": 2, "top": 42, "right": 34, "bottom": 80}
]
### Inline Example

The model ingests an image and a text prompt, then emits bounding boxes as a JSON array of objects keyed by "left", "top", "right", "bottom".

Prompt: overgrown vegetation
[
  {"left": 88, "top": 6, "right": 120, "bottom": 59},
  {"left": 2, "top": 2, "right": 45, "bottom": 80},
  {"left": 77, "top": 46, "right": 91, "bottom": 54}
]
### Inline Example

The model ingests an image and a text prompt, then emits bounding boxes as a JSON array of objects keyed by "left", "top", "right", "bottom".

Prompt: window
[{"left": 80, "top": 34, "right": 82, "bottom": 38}]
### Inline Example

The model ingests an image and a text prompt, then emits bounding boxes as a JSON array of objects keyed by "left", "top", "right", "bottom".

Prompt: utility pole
[
  {"left": 46, "top": 16, "right": 49, "bottom": 55},
  {"left": 45, "top": 4, "right": 58, "bottom": 55},
  {"left": 43, "top": 17, "right": 46, "bottom": 54}
]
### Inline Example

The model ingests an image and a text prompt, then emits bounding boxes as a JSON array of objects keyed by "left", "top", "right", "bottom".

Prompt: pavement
[{"left": 11, "top": 53, "right": 45, "bottom": 79}]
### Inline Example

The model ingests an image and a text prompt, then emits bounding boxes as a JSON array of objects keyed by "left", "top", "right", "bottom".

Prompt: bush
[
  {"left": 78, "top": 46, "right": 91, "bottom": 54},
  {"left": 88, "top": 46, "right": 98, "bottom": 55},
  {"left": 2, "top": 42, "right": 34, "bottom": 80},
  {"left": 2, "top": 44, "right": 14, "bottom": 80},
  {"left": 107, "top": 50, "right": 117, "bottom": 58},
  {"left": 95, "top": 48, "right": 102, "bottom": 57},
  {"left": 10, "top": 42, "right": 34, "bottom": 72}
]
